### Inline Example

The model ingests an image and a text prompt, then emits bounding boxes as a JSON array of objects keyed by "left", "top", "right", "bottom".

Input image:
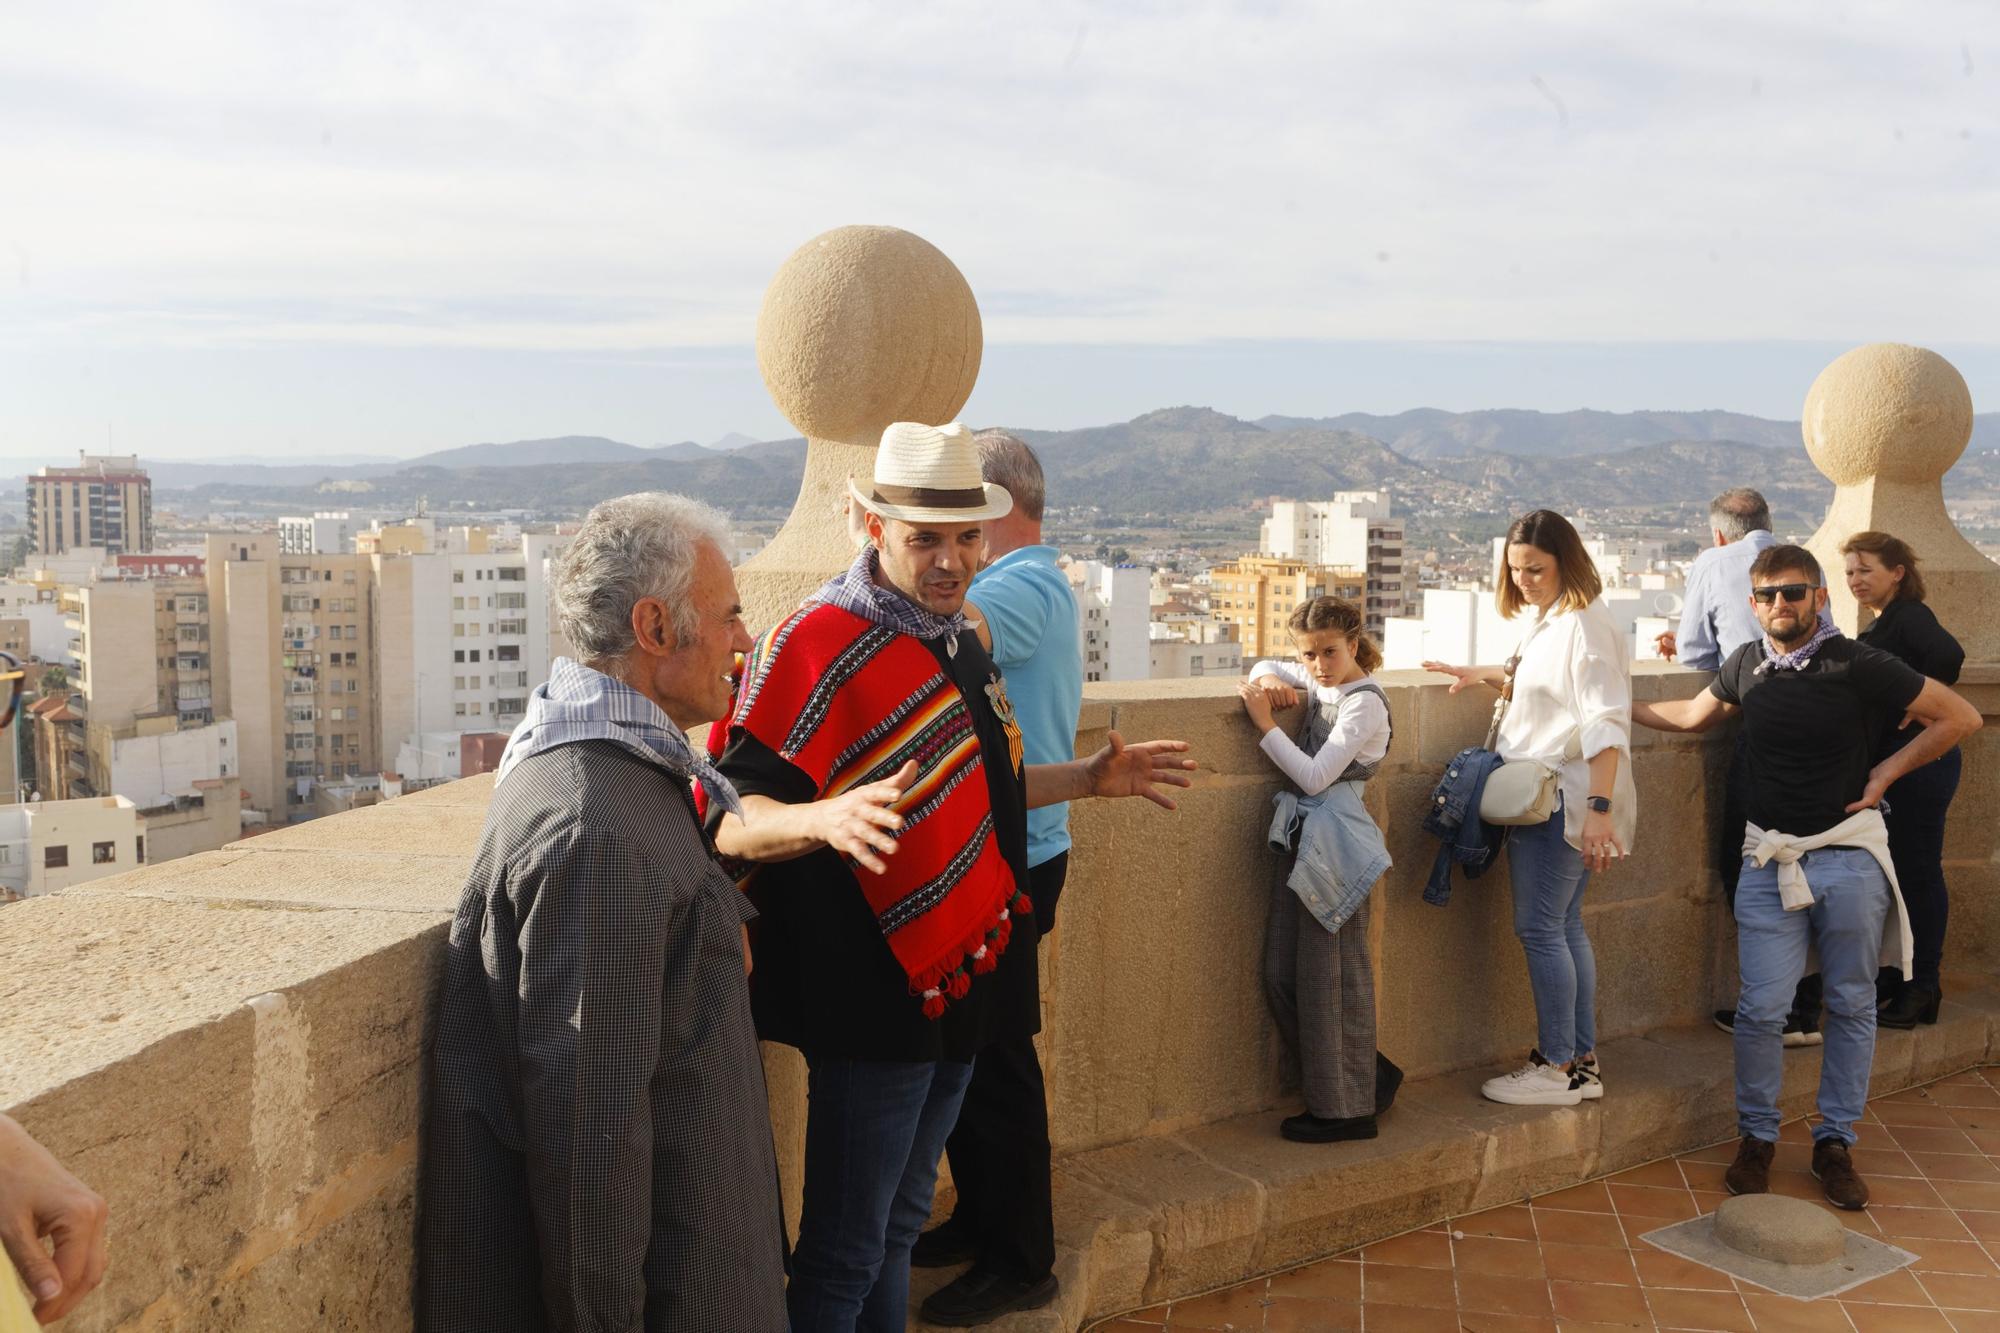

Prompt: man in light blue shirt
[
  {"left": 1664, "top": 488, "right": 1778, "bottom": 670},
  {"left": 1663, "top": 487, "right": 1833, "bottom": 670},
  {"left": 914, "top": 431, "right": 1082, "bottom": 1325}
]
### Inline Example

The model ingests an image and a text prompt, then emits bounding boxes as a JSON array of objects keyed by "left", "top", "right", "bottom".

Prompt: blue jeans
[
  {"left": 1507, "top": 799, "right": 1596, "bottom": 1066},
  {"left": 1734, "top": 847, "right": 1889, "bottom": 1145},
  {"left": 788, "top": 1057, "right": 974, "bottom": 1332}
]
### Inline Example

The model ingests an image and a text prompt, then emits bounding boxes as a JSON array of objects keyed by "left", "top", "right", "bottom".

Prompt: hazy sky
[{"left": 3, "top": 1, "right": 1996, "bottom": 459}]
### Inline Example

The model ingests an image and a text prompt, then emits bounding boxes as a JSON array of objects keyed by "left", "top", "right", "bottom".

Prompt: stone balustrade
[{"left": 3, "top": 666, "right": 1997, "bottom": 1329}]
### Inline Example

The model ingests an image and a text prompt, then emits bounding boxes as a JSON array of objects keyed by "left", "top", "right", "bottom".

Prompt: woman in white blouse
[{"left": 1425, "top": 509, "right": 1638, "bottom": 1107}]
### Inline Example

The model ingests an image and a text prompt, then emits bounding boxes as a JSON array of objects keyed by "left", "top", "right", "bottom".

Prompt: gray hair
[
  {"left": 1709, "top": 487, "right": 1771, "bottom": 542},
  {"left": 974, "top": 430, "right": 1045, "bottom": 523},
  {"left": 552, "top": 492, "right": 729, "bottom": 664}
]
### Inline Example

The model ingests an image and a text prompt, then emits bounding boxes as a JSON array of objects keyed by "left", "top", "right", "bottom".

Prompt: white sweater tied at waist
[{"left": 1741, "top": 807, "right": 1912, "bottom": 980}]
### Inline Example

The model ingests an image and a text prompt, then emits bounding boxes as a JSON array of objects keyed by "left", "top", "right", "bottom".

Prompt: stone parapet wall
[{"left": 3, "top": 670, "right": 1996, "bottom": 1328}]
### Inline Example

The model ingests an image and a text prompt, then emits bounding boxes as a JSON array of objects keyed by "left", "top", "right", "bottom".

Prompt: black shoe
[
  {"left": 1375, "top": 1051, "right": 1404, "bottom": 1116},
  {"left": 1878, "top": 983, "right": 1943, "bottom": 1030},
  {"left": 1875, "top": 966, "right": 1903, "bottom": 1008},
  {"left": 1281, "top": 1111, "right": 1378, "bottom": 1143},
  {"left": 910, "top": 1218, "right": 978, "bottom": 1269},
  {"left": 1712, "top": 1008, "right": 1823, "bottom": 1047},
  {"left": 919, "top": 1267, "right": 1060, "bottom": 1326}
]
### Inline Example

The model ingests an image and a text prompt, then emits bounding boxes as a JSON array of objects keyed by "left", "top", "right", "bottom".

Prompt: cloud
[{"left": 0, "top": 0, "right": 1995, "bottom": 359}]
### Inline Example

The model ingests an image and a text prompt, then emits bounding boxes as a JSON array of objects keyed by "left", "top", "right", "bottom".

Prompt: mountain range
[{"left": 10, "top": 407, "right": 1996, "bottom": 523}]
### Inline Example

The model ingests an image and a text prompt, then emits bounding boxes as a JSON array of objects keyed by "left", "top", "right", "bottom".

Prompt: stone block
[
  {"left": 1393, "top": 1071, "right": 1597, "bottom": 1212},
  {"left": 0, "top": 896, "right": 439, "bottom": 1107},
  {"left": 228, "top": 799, "right": 490, "bottom": 860},
  {"left": 1940, "top": 726, "right": 2000, "bottom": 870},
  {"left": 62, "top": 845, "right": 467, "bottom": 915},
  {"left": 1606, "top": 749, "right": 1710, "bottom": 905},
  {"left": 1414, "top": 680, "right": 1498, "bottom": 765},
  {"left": 1048, "top": 1171, "right": 1158, "bottom": 1319},
  {"left": 1, "top": 894, "right": 444, "bottom": 1332},
  {"left": 1079, "top": 683, "right": 1275, "bottom": 780},
  {"left": 1588, "top": 897, "right": 1726, "bottom": 1041},
  {"left": 1586, "top": 1033, "right": 1739, "bottom": 1174},
  {"left": 291, "top": 928, "right": 448, "bottom": 1173},
  {"left": 199, "top": 1157, "right": 418, "bottom": 1333},
  {"left": 1180, "top": 1101, "right": 1482, "bottom": 1272},
  {"left": 1373, "top": 856, "right": 1542, "bottom": 1080},
  {"left": 1051, "top": 783, "right": 1284, "bottom": 1151},
  {"left": 394, "top": 772, "right": 497, "bottom": 807},
  {"left": 7, "top": 1012, "right": 260, "bottom": 1332},
  {"left": 1064, "top": 1135, "right": 1265, "bottom": 1303}
]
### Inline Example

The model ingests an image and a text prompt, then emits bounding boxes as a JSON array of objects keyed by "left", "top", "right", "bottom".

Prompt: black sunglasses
[{"left": 1751, "top": 583, "right": 1818, "bottom": 605}]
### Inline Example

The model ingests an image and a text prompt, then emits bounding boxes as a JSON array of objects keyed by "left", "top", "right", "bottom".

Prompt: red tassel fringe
[{"left": 906, "top": 889, "right": 1036, "bottom": 1020}]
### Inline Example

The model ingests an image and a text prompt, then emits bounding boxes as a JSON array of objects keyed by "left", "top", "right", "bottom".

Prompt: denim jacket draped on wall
[{"left": 1421, "top": 747, "right": 1508, "bottom": 906}]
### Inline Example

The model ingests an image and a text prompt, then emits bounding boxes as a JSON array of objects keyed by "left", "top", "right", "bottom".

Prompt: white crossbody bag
[{"left": 1476, "top": 653, "right": 1582, "bottom": 827}]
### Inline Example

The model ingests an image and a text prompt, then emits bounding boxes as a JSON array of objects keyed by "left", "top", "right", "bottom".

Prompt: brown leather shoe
[
  {"left": 1812, "top": 1138, "right": 1870, "bottom": 1210},
  {"left": 1724, "top": 1136, "right": 1775, "bottom": 1195}
]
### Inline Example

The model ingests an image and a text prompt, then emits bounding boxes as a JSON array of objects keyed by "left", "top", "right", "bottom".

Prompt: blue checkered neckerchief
[
  {"left": 809, "top": 547, "right": 968, "bottom": 657},
  {"left": 495, "top": 657, "right": 743, "bottom": 817},
  {"left": 1755, "top": 620, "right": 1841, "bottom": 675}
]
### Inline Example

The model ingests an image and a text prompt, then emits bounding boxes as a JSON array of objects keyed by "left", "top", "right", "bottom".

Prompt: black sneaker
[
  {"left": 1712, "top": 1009, "right": 1823, "bottom": 1047},
  {"left": 1280, "top": 1111, "right": 1378, "bottom": 1143},
  {"left": 919, "top": 1267, "right": 1059, "bottom": 1326},
  {"left": 910, "top": 1218, "right": 978, "bottom": 1269}
]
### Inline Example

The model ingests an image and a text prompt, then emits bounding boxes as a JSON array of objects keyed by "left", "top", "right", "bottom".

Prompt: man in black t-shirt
[{"left": 1635, "top": 545, "right": 1981, "bottom": 1212}]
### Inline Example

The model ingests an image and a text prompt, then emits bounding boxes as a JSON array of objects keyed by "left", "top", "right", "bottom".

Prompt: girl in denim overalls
[{"left": 1238, "top": 596, "right": 1399, "bottom": 1142}]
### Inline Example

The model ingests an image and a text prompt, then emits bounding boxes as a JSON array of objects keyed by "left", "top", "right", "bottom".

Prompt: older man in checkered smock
[{"left": 418, "top": 493, "right": 911, "bottom": 1332}]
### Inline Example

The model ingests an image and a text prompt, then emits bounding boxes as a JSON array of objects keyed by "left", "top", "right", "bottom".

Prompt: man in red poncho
[{"left": 708, "top": 420, "right": 1193, "bottom": 1331}]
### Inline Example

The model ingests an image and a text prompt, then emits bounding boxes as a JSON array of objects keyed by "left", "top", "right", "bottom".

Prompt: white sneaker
[
  {"left": 1571, "top": 1058, "right": 1604, "bottom": 1101},
  {"left": 1482, "top": 1051, "right": 1584, "bottom": 1106}
]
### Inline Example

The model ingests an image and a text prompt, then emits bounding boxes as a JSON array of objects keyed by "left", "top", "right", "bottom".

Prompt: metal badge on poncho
[{"left": 984, "top": 672, "right": 1025, "bottom": 776}]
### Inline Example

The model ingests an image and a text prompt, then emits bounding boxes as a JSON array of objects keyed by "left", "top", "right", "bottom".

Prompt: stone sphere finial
[
  {"left": 1801, "top": 343, "right": 1973, "bottom": 487},
  {"left": 755, "top": 226, "right": 982, "bottom": 446}
]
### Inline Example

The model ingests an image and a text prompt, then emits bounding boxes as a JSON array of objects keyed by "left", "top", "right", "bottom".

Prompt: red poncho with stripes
[{"left": 700, "top": 604, "right": 1027, "bottom": 1020}]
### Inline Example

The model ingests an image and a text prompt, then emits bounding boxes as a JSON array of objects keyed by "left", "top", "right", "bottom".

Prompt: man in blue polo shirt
[{"left": 914, "top": 431, "right": 1083, "bottom": 1326}]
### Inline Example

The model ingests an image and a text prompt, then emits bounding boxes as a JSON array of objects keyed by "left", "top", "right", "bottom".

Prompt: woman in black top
[{"left": 1842, "top": 530, "right": 1964, "bottom": 1028}]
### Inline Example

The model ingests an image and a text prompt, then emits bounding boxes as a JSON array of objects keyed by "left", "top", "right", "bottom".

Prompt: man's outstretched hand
[
  {"left": 0, "top": 1114, "right": 108, "bottom": 1326},
  {"left": 1082, "top": 731, "right": 1196, "bottom": 810},
  {"left": 811, "top": 759, "right": 918, "bottom": 874}
]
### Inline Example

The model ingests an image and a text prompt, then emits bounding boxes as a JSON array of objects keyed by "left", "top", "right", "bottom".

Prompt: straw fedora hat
[{"left": 848, "top": 421, "right": 1013, "bottom": 524}]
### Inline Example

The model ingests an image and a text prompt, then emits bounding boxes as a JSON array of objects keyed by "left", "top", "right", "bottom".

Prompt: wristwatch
[{"left": 1586, "top": 796, "right": 1612, "bottom": 813}]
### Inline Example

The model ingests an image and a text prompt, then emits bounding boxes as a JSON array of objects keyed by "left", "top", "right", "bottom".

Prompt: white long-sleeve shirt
[
  {"left": 1247, "top": 660, "right": 1392, "bottom": 796},
  {"left": 1494, "top": 599, "right": 1638, "bottom": 853}
]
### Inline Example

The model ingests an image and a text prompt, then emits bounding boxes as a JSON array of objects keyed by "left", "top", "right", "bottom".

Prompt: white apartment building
[
  {"left": 372, "top": 532, "right": 562, "bottom": 772},
  {"left": 278, "top": 512, "right": 357, "bottom": 556},
  {"left": 0, "top": 581, "right": 74, "bottom": 661},
  {"left": 1148, "top": 634, "right": 1243, "bottom": 679},
  {"left": 1067, "top": 560, "right": 1151, "bottom": 683},
  {"left": 1260, "top": 492, "right": 1407, "bottom": 634},
  {"left": 0, "top": 795, "right": 143, "bottom": 901},
  {"left": 1381, "top": 584, "right": 1686, "bottom": 671}
]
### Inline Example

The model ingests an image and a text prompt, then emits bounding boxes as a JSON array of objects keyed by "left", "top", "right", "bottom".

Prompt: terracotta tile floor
[{"left": 1091, "top": 1066, "right": 2000, "bottom": 1333}]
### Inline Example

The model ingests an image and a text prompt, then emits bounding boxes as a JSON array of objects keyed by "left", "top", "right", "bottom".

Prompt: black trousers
[
  {"left": 940, "top": 853, "right": 1067, "bottom": 1282},
  {"left": 1885, "top": 746, "right": 1961, "bottom": 987}
]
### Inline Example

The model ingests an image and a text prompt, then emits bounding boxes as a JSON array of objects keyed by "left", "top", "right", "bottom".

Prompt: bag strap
[
  {"left": 1482, "top": 655, "right": 1519, "bottom": 751},
  {"left": 1483, "top": 653, "right": 1583, "bottom": 760}
]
